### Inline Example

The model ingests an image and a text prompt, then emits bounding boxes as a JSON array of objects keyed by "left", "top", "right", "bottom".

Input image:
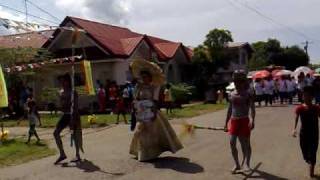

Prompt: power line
[
  {"left": 229, "top": 0, "right": 320, "bottom": 43},
  {"left": 0, "top": 3, "right": 60, "bottom": 25},
  {"left": 24, "top": 0, "right": 28, "bottom": 24},
  {"left": 26, "top": 0, "right": 61, "bottom": 22}
]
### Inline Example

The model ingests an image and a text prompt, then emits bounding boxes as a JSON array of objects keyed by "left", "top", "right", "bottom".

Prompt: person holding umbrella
[
  {"left": 286, "top": 76, "right": 297, "bottom": 104},
  {"left": 263, "top": 76, "right": 274, "bottom": 106},
  {"left": 254, "top": 78, "right": 264, "bottom": 106},
  {"left": 129, "top": 59, "right": 183, "bottom": 161},
  {"left": 278, "top": 76, "right": 288, "bottom": 104},
  {"left": 297, "top": 72, "right": 308, "bottom": 103}
]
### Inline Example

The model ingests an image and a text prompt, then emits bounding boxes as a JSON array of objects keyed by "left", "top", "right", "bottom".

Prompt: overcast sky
[{"left": 1, "top": 0, "right": 320, "bottom": 62}]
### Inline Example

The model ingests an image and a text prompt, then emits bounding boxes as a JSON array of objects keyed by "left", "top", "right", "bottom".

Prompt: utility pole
[{"left": 302, "top": 40, "right": 313, "bottom": 61}]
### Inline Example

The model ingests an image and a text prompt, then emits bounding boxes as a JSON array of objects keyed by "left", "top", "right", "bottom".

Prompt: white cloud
[
  {"left": 55, "top": 0, "right": 131, "bottom": 25},
  {"left": 124, "top": 0, "right": 320, "bottom": 61},
  {"left": 0, "top": 7, "right": 25, "bottom": 21}
]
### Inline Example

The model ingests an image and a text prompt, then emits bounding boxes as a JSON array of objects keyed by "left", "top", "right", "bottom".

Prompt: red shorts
[{"left": 228, "top": 117, "right": 251, "bottom": 137}]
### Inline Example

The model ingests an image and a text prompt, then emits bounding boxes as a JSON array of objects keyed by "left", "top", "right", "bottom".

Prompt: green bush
[
  {"left": 40, "top": 87, "right": 59, "bottom": 104},
  {"left": 170, "top": 83, "right": 195, "bottom": 103}
]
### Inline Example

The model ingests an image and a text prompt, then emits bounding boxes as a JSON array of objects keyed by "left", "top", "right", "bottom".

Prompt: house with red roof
[
  {"left": 0, "top": 30, "right": 54, "bottom": 49},
  {"left": 40, "top": 16, "right": 192, "bottom": 88},
  {"left": 0, "top": 16, "right": 192, "bottom": 109}
]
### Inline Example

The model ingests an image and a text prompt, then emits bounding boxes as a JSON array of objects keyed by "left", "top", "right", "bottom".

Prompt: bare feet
[
  {"left": 70, "top": 156, "right": 81, "bottom": 163},
  {"left": 309, "top": 164, "right": 315, "bottom": 178},
  {"left": 54, "top": 155, "right": 67, "bottom": 165},
  {"left": 241, "top": 165, "right": 252, "bottom": 173},
  {"left": 231, "top": 166, "right": 241, "bottom": 174}
]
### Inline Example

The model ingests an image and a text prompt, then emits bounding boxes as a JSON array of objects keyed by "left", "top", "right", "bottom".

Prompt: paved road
[{"left": 0, "top": 105, "right": 314, "bottom": 180}]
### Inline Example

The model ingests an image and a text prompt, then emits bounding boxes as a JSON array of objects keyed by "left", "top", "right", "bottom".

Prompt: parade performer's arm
[
  {"left": 293, "top": 113, "right": 299, "bottom": 137},
  {"left": 152, "top": 86, "right": 160, "bottom": 120},
  {"left": 70, "top": 91, "right": 79, "bottom": 130},
  {"left": 224, "top": 102, "right": 232, "bottom": 132},
  {"left": 250, "top": 95, "right": 256, "bottom": 130}
]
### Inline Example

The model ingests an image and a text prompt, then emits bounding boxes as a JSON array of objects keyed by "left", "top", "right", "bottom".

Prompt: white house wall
[{"left": 111, "top": 60, "right": 129, "bottom": 84}]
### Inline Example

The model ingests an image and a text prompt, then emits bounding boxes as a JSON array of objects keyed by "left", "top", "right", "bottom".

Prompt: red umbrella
[
  {"left": 271, "top": 69, "right": 281, "bottom": 77},
  {"left": 253, "top": 70, "right": 270, "bottom": 79}
]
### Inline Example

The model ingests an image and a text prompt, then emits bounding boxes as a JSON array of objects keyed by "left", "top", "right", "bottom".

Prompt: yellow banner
[
  {"left": 81, "top": 60, "right": 95, "bottom": 95},
  {"left": 0, "top": 65, "right": 8, "bottom": 107}
]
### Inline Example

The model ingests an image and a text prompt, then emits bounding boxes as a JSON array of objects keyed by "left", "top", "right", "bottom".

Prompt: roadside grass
[
  {"left": 1, "top": 103, "right": 226, "bottom": 128},
  {"left": 0, "top": 114, "right": 129, "bottom": 128},
  {"left": 165, "top": 103, "right": 227, "bottom": 119},
  {"left": 0, "top": 139, "right": 56, "bottom": 168}
]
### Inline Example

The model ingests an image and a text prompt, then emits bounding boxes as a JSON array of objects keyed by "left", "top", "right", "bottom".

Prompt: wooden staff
[{"left": 181, "top": 123, "right": 226, "bottom": 138}]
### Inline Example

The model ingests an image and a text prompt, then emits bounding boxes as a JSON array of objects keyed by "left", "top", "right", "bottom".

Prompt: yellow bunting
[
  {"left": 0, "top": 65, "right": 8, "bottom": 108},
  {"left": 81, "top": 60, "right": 95, "bottom": 95}
]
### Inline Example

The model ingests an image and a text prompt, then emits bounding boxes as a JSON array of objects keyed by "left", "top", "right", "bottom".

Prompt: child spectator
[
  {"left": 164, "top": 84, "right": 173, "bottom": 114},
  {"left": 26, "top": 100, "right": 41, "bottom": 144},
  {"left": 293, "top": 86, "right": 320, "bottom": 178},
  {"left": 116, "top": 96, "right": 128, "bottom": 124}
]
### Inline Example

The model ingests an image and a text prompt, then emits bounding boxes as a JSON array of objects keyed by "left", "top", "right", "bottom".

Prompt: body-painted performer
[
  {"left": 54, "top": 74, "right": 82, "bottom": 164},
  {"left": 129, "top": 60, "right": 183, "bottom": 161},
  {"left": 224, "top": 70, "right": 256, "bottom": 173},
  {"left": 293, "top": 86, "right": 320, "bottom": 178}
]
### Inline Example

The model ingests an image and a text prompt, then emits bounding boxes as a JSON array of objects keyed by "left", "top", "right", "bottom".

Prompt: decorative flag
[
  {"left": 0, "top": 65, "right": 8, "bottom": 108},
  {"left": 81, "top": 60, "right": 95, "bottom": 95}
]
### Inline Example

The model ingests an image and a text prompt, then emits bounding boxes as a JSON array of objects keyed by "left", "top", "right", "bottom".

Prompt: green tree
[
  {"left": 0, "top": 47, "right": 52, "bottom": 90},
  {"left": 0, "top": 47, "right": 52, "bottom": 66},
  {"left": 275, "top": 46, "right": 308, "bottom": 70},
  {"left": 248, "top": 38, "right": 308, "bottom": 70},
  {"left": 192, "top": 45, "right": 210, "bottom": 63},
  {"left": 204, "top": 29, "right": 233, "bottom": 64},
  {"left": 248, "top": 41, "right": 269, "bottom": 70},
  {"left": 190, "top": 28, "right": 233, "bottom": 99}
]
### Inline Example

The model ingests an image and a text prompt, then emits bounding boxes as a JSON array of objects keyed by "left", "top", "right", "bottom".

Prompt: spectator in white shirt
[
  {"left": 274, "top": 79, "right": 280, "bottom": 101},
  {"left": 286, "top": 77, "right": 297, "bottom": 104},
  {"left": 306, "top": 73, "right": 314, "bottom": 86},
  {"left": 297, "top": 73, "right": 308, "bottom": 103},
  {"left": 263, "top": 77, "right": 274, "bottom": 106},
  {"left": 278, "top": 76, "right": 288, "bottom": 104},
  {"left": 254, "top": 79, "right": 264, "bottom": 106}
]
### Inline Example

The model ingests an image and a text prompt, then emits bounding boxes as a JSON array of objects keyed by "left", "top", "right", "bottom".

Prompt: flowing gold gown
[{"left": 129, "top": 84, "right": 183, "bottom": 161}]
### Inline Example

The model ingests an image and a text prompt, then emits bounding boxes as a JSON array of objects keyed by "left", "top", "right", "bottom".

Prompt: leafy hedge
[{"left": 170, "top": 83, "right": 195, "bottom": 104}]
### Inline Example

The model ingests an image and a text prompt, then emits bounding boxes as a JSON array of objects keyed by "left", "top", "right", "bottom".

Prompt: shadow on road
[
  {"left": 240, "top": 162, "right": 288, "bottom": 180},
  {"left": 61, "top": 159, "right": 125, "bottom": 176},
  {"left": 150, "top": 156, "right": 204, "bottom": 174}
]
